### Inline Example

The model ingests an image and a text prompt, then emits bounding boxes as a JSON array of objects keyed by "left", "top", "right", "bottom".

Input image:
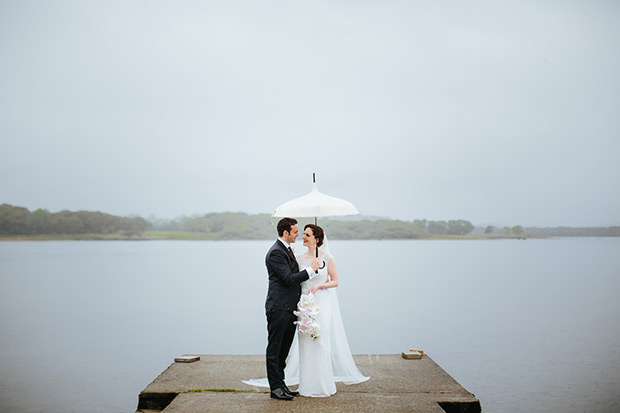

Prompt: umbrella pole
[
  {"left": 313, "top": 172, "right": 318, "bottom": 256},
  {"left": 315, "top": 217, "right": 320, "bottom": 262},
  {"left": 312, "top": 172, "right": 324, "bottom": 269}
]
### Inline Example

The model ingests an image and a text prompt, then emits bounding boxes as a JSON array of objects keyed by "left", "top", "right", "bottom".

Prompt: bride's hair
[{"left": 304, "top": 224, "right": 324, "bottom": 247}]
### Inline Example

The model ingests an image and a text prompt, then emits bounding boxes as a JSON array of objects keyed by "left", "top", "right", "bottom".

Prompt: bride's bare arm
[{"left": 309, "top": 259, "right": 339, "bottom": 294}]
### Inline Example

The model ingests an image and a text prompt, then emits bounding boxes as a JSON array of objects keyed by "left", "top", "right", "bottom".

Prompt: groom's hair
[{"left": 277, "top": 218, "right": 298, "bottom": 236}]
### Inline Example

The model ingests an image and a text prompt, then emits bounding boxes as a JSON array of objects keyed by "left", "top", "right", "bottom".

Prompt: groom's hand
[{"left": 310, "top": 257, "right": 320, "bottom": 272}]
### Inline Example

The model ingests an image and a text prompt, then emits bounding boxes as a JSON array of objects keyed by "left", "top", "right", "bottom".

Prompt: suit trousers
[{"left": 266, "top": 308, "right": 297, "bottom": 391}]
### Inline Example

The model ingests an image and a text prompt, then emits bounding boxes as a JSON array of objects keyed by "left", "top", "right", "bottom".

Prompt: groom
[{"left": 265, "top": 217, "right": 319, "bottom": 400}]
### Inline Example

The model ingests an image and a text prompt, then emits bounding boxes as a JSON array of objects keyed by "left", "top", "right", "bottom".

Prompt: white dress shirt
[{"left": 278, "top": 238, "right": 315, "bottom": 278}]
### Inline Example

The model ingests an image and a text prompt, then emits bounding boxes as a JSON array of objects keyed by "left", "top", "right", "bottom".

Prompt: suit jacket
[{"left": 265, "top": 240, "right": 310, "bottom": 312}]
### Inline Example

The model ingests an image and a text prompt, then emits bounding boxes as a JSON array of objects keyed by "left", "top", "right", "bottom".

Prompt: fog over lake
[
  {"left": 1, "top": 238, "right": 619, "bottom": 412},
  {"left": 1, "top": 0, "right": 619, "bottom": 227}
]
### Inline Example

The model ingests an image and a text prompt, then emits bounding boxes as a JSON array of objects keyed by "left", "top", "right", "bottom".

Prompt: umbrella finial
[{"left": 313, "top": 172, "right": 316, "bottom": 183}]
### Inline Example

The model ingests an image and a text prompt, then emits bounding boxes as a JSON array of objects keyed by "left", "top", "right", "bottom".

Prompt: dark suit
[{"left": 264, "top": 240, "right": 310, "bottom": 391}]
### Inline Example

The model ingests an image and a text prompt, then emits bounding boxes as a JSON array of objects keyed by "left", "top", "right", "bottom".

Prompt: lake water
[{"left": 1, "top": 238, "right": 619, "bottom": 412}]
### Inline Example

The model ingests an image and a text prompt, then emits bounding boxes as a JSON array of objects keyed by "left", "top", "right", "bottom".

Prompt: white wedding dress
[{"left": 243, "top": 249, "right": 369, "bottom": 396}]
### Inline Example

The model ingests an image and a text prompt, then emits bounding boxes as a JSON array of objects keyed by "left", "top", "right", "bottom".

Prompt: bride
[{"left": 244, "top": 224, "right": 369, "bottom": 397}]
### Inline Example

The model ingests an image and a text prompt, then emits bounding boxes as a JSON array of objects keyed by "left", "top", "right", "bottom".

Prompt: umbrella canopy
[{"left": 273, "top": 182, "right": 359, "bottom": 218}]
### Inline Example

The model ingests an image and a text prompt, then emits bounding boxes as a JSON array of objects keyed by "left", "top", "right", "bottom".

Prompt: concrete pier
[{"left": 137, "top": 354, "right": 481, "bottom": 412}]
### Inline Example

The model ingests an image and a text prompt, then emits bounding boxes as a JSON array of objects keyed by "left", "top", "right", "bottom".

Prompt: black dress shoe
[
  {"left": 270, "top": 387, "right": 293, "bottom": 400},
  {"left": 283, "top": 384, "right": 299, "bottom": 396}
]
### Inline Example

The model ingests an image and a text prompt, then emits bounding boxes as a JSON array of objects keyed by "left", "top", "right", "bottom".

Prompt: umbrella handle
[
  {"left": 315, "top": 244, "right": 325, "bottom": 272},
  {"left": 314, "top": 260, "right": 326, "bottom": 274}
]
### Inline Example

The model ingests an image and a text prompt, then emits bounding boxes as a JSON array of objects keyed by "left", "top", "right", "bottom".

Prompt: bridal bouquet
[{"left": 294, "top": 293, "right": 320, "bottom": 340}]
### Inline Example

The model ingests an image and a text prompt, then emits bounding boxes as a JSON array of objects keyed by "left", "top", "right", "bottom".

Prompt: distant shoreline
[
  {"left": 3, "top": 204, "right": 618, "bottom": 240},
  {"left": 1, "top": 232, "right": 608, "bottom": 241}
]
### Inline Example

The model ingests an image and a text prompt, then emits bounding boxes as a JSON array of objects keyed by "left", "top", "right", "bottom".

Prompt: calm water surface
[{"left": 1, "top": 238, "right": 619, "bottom": 412}]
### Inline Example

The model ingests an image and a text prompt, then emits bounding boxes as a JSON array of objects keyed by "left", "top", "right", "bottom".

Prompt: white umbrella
[
  {"left": 273, "top": 174, "right": 359, "bottom": 268},
  {"left": 273, "top": 174, "right": 359, "bottom": 221}
]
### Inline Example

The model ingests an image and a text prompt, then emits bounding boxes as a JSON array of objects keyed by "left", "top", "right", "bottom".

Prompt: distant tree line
[
  {"left": 5, "top": 203, "right": 617, "bottom": 239},
  {"left": 1, "top": 205, "right": 477, "bottom": 239},
  {"left": 522, "top": 226, "right": 620, "bottom": 237},
  {"left": 413, "top": 219, "right": 475, "bottom": 235},
  {"left": 478, "top": 224, "right": 620, "bottom": 237},
  {"left": 0, "top": 204, "right": 150, "bottom": 235},
  {"left": 182, "top": 212, "right": 275, "bottom": 239},
  {"left": 313, "top": 218, "right": 429, "bottom": 240},
  {"left": 157, "top": 214, "right": 471, "bottom": 239},
  {"left": 140, "top": 214, "right": 620, "bottom": 239},
  {"left": 484, "top": 225, "right": 524, "bottom": 235},
  {"left": 152, "top": 213, "right": 431, "bottom": 240}
]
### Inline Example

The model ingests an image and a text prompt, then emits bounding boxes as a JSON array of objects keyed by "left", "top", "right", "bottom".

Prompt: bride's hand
[{"left": 309, "top": 285, "right": 320, "bottom": 294}]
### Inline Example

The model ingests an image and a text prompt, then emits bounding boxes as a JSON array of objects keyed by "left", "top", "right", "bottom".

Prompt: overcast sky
[{"left": 1, "top": 0, "right": 619, "bottom": 227}]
